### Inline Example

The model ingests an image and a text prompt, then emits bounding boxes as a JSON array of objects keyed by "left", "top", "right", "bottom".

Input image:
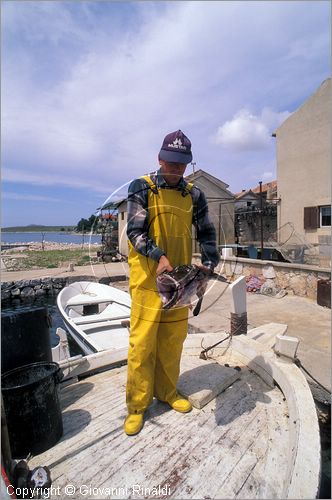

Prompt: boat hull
[{"left": 57, "top": 281, "right": 131, "bottom": 356}]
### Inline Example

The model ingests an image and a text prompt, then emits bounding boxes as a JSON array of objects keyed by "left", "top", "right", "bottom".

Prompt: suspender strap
[
  {"left": 141, "top": 175, "right": 159, "bottom": 194},
  {"left": 141, "top": 175, "right": 194, "bottom": 197},
  {"left": 181, "top": 182, "right": 194, "bottom": 197}
]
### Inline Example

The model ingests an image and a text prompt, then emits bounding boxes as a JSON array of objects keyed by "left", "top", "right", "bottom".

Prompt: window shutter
[{"left": 304, "top": 206, "right": 319, "bottom": 229}]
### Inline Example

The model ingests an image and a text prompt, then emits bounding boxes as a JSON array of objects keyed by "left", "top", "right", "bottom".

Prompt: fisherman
[{"left": 125, "top": 129, "right": 220, "bottom": 435}]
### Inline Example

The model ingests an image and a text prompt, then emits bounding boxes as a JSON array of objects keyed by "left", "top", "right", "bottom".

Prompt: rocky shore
[{"left": 2, "top": 241, "right": 100, "bottom": 253}]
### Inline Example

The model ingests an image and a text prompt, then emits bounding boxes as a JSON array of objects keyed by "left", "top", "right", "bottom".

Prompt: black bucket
[
  {"left": 2, "top": 362, "right": 64, "bottom": 459},
  {"left": 1, "top": 307, "right": 52, "bottom": 373}
]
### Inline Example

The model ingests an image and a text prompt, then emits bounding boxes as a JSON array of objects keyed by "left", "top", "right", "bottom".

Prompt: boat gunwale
[{"left": 184, "top": 332, "right": 321, "bottom": 500}]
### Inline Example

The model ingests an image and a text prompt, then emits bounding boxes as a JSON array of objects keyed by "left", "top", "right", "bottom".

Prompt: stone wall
[
  {"left": 217, "top": 256, "right": 330, "bottom": 300},
  {"left": 1, "top": 277, "right": 68, "bottom": 302},
  {"left": 1, "top": 274, "right": 128, "bottom": 303}
]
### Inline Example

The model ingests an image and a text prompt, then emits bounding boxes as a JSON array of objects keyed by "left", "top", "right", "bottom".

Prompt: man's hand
[{"left": 156, "top": 255, "right": 173, "bottom": 276}]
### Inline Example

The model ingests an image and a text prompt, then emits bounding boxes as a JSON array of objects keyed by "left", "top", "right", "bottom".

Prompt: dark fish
[{"left": 156, "top": 264, "right": 228, "bottom": 316}]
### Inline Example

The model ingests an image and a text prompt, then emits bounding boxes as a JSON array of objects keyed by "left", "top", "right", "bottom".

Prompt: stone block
[
  {"left": 1, "top": 290, "right": 11, "bottom": 300},
  {"left": 178, "top": 361, "right": 240, "bottom": 409},
  {"left": 52, "top": 278, "right": 66, "bottom": 285},
  {"left": 1, "top": 282, "right": 14, "bottom": 290},
  {"left": 11, "top": 288, "right": 21, "bottom": 297},
  {"left": 35, "top": 289, "right": 46, "bottom": 297},
  {"left": 232, "top": 262, "right": 243, "bottom": 274},
  {"left": 247, "top": 323, "right": 288, "bottom": 348},
  {"left": 275, "top": 289, "right": 287, "bottom": 299},
  {"left": 275, "top": 272, "right": 290, "bottom": 290},
  {"left": 262, "top": 265, "right": 276, "bottom": 279},
  {"left": 29, "top": 279, "right": 41, "bottom": 287},
  {"left": 21, "top": 287, "right": 35, "bottom": 298},
  {"left": 289, "top": 274, "right": 307, "bottom": 297},
  {"left": 42, "top": 283, "right": 53, "bottom": 290},
  {"left": 42, "top": 278, "right": 53, "bottom": 286},
  {"left": 260, "top": 279, "right": 280, "bottom": 297},
  {"left": 274, "top": 335, "right": 299, "bottom": 359},
  {"left": 225, "top": 263, "right": 232, "bottom": 276},
  {"left": 53, "top": 283, "right": 64, "bottom": 289}
]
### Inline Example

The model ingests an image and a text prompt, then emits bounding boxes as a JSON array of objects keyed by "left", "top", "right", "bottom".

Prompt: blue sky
[{"left": 2, "top": 1, "right": 330, "bottom": 227}]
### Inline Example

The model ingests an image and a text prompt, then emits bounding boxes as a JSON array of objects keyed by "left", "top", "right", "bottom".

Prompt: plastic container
[
  {"left": 1, "top": 307, "right": 52, "bottom": 373},
  {"left": 2, "top": 362, "right": 63, "bottom": 459},
  {"left": 317, "top": 279, "right": 331, "bottom": 308},
  {"left": 222, "top": 247, "right": 233, "bottom": 258}
]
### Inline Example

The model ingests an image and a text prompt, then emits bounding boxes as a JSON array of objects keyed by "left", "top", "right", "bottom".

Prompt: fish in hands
[{"left": 156, "top": 264, "right": 227, "bottom": 316}]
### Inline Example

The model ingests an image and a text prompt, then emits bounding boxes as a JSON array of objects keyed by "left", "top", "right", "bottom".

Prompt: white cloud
[
  {"left": 262, "top": 171, "right": 274, "bottom": 181},
  {"left": 212, "top": 107, "right": 291, "bottom": 151},
  {"left": 213, "top": 109, "right": 270, "bottom": 151}
]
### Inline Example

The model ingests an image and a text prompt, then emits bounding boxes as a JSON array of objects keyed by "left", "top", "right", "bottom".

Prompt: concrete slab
[
  {"left": 178, "top": 356, "right": 240, "bottom": 409},
  {"left": 247, "top": 322, "right": 288, "bottom": 348}
]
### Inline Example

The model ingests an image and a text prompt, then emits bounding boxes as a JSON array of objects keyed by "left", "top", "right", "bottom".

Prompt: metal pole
[
  {"left": 218, "top": 203, "right": 222, "bottom": 245},
  {"left": 259, "top": 181, "right": 264, "bottom": 259}
]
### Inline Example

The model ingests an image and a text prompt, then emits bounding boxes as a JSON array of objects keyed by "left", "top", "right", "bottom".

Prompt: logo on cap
[{"left": 168, "top": 138, "right": 187, "bottom": 150}]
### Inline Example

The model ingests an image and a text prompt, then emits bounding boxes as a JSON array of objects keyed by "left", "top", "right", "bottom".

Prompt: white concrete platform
[{"left": 178, "top": 356, "right": 240, "bottom": 408}]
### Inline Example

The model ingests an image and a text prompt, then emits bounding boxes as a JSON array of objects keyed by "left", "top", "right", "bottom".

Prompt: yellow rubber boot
[
  {"left": 124, "top": 414, "right": 144, "bottom": 436},
  {"left": 170, "top": 398, "right": 192, "bottom": 413}
]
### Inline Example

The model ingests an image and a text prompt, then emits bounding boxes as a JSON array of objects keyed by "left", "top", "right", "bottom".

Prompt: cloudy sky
[{"left": 2, "top": 0, "right": 330, "bottom": 226}]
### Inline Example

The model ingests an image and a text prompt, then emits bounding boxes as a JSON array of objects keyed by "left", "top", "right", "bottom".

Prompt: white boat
[{"left": 56, "top": 281, "right": 131, "bottom": 356}]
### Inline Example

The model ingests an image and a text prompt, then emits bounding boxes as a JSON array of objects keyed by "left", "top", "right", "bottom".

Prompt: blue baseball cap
[{"left": 159, "top": 130, "right": 193, "bottom": 164}]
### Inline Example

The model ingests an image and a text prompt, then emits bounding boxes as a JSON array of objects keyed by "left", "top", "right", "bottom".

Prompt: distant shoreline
[{"left": 2, "top": 231, "right": 99, "bottom": 235}]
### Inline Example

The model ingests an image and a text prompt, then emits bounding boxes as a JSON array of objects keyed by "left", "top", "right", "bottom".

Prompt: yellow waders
[{"left": 126, "top": 176, "right": 193, "bottom": 414}]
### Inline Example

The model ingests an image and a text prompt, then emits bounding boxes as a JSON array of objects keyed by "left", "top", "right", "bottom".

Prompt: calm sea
[{"left": 2, "top": 232, "right": 102, "bottom": 245}]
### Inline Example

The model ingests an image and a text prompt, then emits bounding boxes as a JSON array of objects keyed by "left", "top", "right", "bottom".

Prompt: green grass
[{"left": 7, "top": 249, "right": 96, "bottom": 270}]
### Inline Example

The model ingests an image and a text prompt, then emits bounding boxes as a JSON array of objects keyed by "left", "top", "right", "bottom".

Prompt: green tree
[
  {"left": 76, "top": 218, "right": 89, "bottom": 232},
  {"left": 76, "top": 215, "right": 98, "bottom": 233}
]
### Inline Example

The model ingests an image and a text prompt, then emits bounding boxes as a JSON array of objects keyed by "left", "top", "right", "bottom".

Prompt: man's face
[{"left": 159, "top": 160, "right": 187, "bottom": 186}]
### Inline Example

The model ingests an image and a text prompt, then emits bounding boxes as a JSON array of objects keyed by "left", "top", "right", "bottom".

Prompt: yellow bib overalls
[{"left": 126, "top": 175, "right": 193, "bottom": 414}]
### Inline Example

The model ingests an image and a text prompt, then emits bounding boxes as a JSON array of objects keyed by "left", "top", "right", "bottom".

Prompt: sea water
[{"left": 2, "top": 232, "right": 102, "bottom": 245}]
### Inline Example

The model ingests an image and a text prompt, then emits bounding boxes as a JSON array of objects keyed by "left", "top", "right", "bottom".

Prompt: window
[
  {"left": 121, "top": 212, "right": 125, "bottom": 221},
  {"left": 304, "top": 206, "right": 319, "bottom": 229},
  {"left": 320, "top": 206, "right": 331, "bottom": 227}
]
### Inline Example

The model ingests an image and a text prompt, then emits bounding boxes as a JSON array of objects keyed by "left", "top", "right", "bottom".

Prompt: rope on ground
[{"left": 199, "top": 334, "right": 231, "bottom": 359}]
